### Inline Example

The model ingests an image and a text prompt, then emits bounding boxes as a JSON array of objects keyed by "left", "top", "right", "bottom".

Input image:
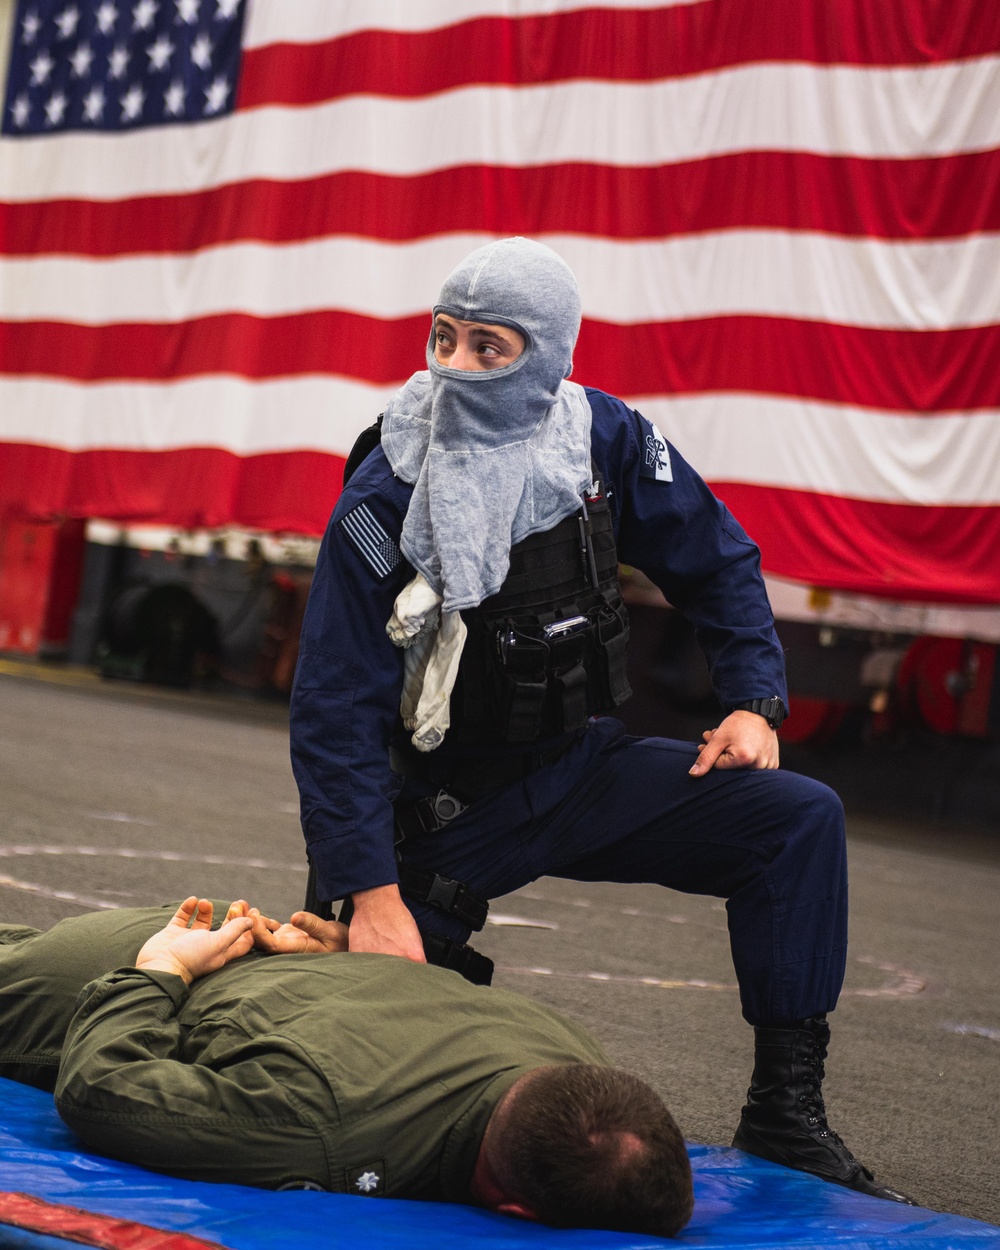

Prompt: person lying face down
[{"left": 0, "top": 898, "right": 693, "bottom": 1237}]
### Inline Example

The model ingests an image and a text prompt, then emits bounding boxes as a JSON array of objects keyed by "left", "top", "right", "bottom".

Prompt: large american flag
[{"left": 2, "top": 0, "right": 998, "bottom": 605}]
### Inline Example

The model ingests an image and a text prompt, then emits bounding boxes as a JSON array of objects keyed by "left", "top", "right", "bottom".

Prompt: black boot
[{"left": 732, "top": 1016, "right": 916, "bottom": 1204}]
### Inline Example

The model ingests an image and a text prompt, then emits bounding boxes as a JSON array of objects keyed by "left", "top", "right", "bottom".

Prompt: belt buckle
[{"left": 432, "top": 790, "right": 467, "bottom": 825}]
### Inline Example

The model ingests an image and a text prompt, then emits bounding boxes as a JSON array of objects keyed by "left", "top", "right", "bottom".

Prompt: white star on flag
[
  {"left": 82, "top": 84, "right": 106, "bottom": 120},
  {"left": 190, "top": 32, "right": 212, "bottom": 69},
  {"left": 146, "top": 34, "right": 174, "bottom": 71},
  {"left": 9, "top": 93, "right": 31, "bottom": 127},
  {"left": 132, "top": 0, "right": 158, "bottom": 30},
  {"left": 120, "top": 81, "right": 145, "bottom": 120},
  {"left": 108, "top": 44, "right": 130, "bottom": 77},
  {"left": 44, "top": 90, "right": 68, "bottom": 125},
  {"left": 29, "top": 51, "right": 54, "bottom": 86},
  {"left": 70, "top": 42, "right": 94, "bottom": 77},
  {"left": 21, "top": 10, "right": 42, "bottom": 43},
  {"left": 163, "top": 79, "right": 185, "bottom": 114},
  {"left": 354, "top": 1171, "right": 380, "bottom": 1193},
  {"left": 203, "top": 74, "right": 229, "bottom": 114},
  {"left": 95, "top": 1, "right": 118, "bottom": 34},
  {"left": 215, "top": 0, "right": 239, "bottom": 18},
  {"left": 175, "top": 0, "right": 200, "bottom": 22},
  {"left": 54, "top": 5, "right": 81, "bottom": 38}
]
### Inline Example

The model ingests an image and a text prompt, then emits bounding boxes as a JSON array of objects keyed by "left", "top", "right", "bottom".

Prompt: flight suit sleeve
[
  {"left": 591, "top": 392, "right": 787, "bottom": 709},
  {"left": 54, "top": 969, "right": 330, "bottom": 1189},
  {"left": 290, "top": 474, "right": 415, "bottom": 902}
]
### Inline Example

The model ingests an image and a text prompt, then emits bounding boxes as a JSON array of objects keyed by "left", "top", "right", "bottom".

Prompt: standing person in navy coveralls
[{"left": 291, "top": 238, "right": 913, "bottom": 1205}]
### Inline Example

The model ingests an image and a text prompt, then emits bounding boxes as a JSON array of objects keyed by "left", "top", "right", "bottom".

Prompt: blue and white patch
[
  {"left": 638, "top": 417, "right": 673, "bottom": 482},
  {"left": 339, "top": 502, "right": 402, "bottom": 579}
]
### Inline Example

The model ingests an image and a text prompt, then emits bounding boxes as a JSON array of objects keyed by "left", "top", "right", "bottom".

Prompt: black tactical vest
[{"left": 447, "top": 478, "right": 631, "bottom": 746}]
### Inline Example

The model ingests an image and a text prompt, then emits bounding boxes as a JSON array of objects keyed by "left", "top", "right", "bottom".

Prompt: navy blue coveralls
[{"left": 290, "top": 389, "right": 847, "bottom": 1026}]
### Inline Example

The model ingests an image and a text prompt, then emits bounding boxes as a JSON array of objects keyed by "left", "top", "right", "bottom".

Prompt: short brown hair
[{"left": 492, "top": 1064, "right": 693, "bottom": 1236}]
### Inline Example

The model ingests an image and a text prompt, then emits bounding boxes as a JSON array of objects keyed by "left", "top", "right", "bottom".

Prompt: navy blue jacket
[{"left": 291, "top": 389, "right": 787, "bottom": 903}]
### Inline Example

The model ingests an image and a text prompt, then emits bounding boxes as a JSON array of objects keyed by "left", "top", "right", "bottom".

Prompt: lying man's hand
[
  {"left": 689, "top": 710, "right": 780, "bottom": 776},
  {"left": 226, "top": 900, "right": 349, "bottom": 954},
  {"left": 136, "top": 897, "right": 254, "bottom": 985}
]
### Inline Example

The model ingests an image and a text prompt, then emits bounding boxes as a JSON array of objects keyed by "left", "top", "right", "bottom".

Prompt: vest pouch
[
  {"left": 545, "top": 625, "right": 593, "bottom": 731},
  {"left": 592, "top": 600, "right": 632, "bottom": 708},
  {"left": 497, "top": 628, "right": 549, "bottom": 742},
  {"left": 553, "top": 661, "right": 590, "bottom": 730}
]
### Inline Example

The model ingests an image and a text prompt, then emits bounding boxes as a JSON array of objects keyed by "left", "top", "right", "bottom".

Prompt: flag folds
[{"left": 1, "top": 0, "right": 998, "bottom": 602}]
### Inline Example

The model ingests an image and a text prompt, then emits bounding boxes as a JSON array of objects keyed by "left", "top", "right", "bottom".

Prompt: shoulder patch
[
  {"left": 638, "top": 417, "right": 673, "bottom": 483},
  {"left": 339, "top": 502, "right": 402, "bottom": 578},
  {"left": 346, "top": 1160, "right": 386, "bottom": 1196}
]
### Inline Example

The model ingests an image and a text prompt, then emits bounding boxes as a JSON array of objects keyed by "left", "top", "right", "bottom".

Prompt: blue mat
[{"left": 1, "top": 1078, "right": 997, "bottom": 1249}]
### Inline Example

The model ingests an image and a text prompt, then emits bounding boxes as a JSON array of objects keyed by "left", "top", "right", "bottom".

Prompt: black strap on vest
[
  {"left": 398, "top": 863, "right": 489, "bottom": 931},
  {"left": 342, "top": 413, "right": 384, "bottom": 485},
  {"left": 421, "top": 931, "right": 495, "bottom": 985}
]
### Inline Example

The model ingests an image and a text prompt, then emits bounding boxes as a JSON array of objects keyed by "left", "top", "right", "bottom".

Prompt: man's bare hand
[
  {"left": 689, "top": 710, "right": 780, "bottom": 776},
  {"left": 348, "top": 884, "right": 426, "bottom": 962},
  {"left": 135, "top": 897, "right": 254, "bottom": 985},
  {"left": 225, "top": 900, "right": 349, "bottom": 954}
]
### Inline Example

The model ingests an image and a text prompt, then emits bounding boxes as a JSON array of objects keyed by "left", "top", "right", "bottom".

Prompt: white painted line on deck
[
  {"left": 0, "top": 872, "right": 123, "bottom": 910},
  {"left": 0, "top": 844, "right": 307, "bottom": 872},
  {"left": 487, "top": 914, "right": 559, "bottom": 929},
  {"left": 943, "top": 1023, "right": 1000, "bottom": 1042},
  {"left": 498, "top": 959, "right": 926, "bottom": 998}
]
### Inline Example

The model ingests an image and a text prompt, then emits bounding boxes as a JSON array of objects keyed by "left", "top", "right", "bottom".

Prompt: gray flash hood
[{"left": 382, "top": 237, "right": 593, "bottom": 612}]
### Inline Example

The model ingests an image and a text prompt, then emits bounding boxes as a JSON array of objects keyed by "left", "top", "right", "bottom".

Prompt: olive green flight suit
[{"left": 0, "top": 906, "right": 606, "bottom": 1200}]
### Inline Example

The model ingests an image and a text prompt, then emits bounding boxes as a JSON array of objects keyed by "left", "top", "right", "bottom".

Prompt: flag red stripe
[
  {"left": 3, "top": 151, "right": 997, "bottom": 256},
  {"left": 237, "top": 2, "right": 1000, "bottom": 108},
  {"left": 3, "top": 442, "right": 998, "bottom": 602},
  {"left": 576, "top": 318, "right": 1000, "bottom": 415},
  {"left": 6, "top": 314, "right": 998, "bottom": 415},
  {"left": 714, "top": 483, "right": 1000, "bottom": 604},
  {"left": 0, "top": 443, "right": 344, "bottom": 534}
]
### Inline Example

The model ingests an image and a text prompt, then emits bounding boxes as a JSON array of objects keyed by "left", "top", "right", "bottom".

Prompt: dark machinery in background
[{"left": 71, "top": 534, "right": 312, "bottom": 696}]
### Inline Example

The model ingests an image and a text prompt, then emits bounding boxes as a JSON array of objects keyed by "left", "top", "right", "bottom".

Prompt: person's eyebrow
[{"left": 467, "top": 325, "right": 516, "bottom": 343}]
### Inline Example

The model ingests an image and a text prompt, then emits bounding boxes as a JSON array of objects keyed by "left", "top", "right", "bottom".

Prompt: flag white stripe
[
  {"left": 5, "top": 231, "right": 999, "bottom": 331},
  {"left": 0, "top": 375, "right": 396, "bottom": 456},
  {"left": 3, "top": 60, "right": 998, "bottom": 203},
  {"left": 3, "top": 375, "right": 999, "bottom": 506},
  {"left": 641, "top": 394, "right": 1000, "bottom": 506},
  {"left": 764, "top": 576, "right": 1000, "bottom": 646},
  {"left": 243, "top": 0, "right": 710, "bottom": 48}
]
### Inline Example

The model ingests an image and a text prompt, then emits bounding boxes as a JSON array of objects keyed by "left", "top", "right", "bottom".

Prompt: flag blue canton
[{"left": 2, "top": 0, "right": 246, "bottom": 135}]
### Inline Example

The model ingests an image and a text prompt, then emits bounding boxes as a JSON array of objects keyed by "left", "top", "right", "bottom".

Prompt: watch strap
[{"left": 730, "top": 697, "right": 786, "bottom": 729}]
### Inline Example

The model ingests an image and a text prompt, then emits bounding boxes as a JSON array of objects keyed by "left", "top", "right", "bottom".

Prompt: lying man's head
[{"left": 471, "top": 1064, "right": 694, "bottom": 1237}]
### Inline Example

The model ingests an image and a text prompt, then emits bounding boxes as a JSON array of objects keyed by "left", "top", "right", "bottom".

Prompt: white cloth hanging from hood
[
  {"left": 382, "top": 237, "right": 593, "bottom": 750},
  {"left": 386, "top": 572, "right": 467, "bottom": 753}
]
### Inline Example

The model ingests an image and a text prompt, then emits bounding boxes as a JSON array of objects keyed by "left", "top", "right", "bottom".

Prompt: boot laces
[{"left": 797, "top": 1050, "right": 844, "bottom": 1145}]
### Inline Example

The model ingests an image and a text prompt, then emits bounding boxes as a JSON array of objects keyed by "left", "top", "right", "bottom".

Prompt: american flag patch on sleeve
[{"left": 339, "top": 503, "right": 402, "bottom": 579}]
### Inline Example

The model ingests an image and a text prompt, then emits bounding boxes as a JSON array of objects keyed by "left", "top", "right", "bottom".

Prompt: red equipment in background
[
  {"left": 0, "top": 518, "right": 87, "bottom": 656},
  {"left": 897, "top": 637, "right": 998, "bottom": 739}
]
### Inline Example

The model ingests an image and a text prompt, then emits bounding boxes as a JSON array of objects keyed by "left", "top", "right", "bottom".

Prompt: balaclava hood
[{"left": 382, "top": 237, "right": 593, "bottom": 612}]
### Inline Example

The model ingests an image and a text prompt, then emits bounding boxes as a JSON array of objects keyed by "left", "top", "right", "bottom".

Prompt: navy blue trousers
[{"left": 398, "top": 718, "right": 848, "bottom": 1026}]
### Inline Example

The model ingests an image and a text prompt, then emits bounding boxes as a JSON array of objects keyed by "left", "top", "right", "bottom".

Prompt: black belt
[{"left": 390, "top": 733, "right": 579, "bottom": 800}]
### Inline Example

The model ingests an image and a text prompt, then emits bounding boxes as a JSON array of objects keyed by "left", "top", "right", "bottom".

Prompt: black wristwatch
[{"left": 730, "top": 697, "right": 786, "bottom": 730}]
